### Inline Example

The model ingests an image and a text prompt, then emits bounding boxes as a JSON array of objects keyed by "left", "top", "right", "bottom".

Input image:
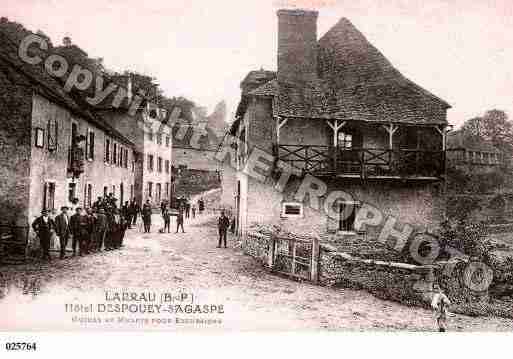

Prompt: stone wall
[
  {"left": 241, "top": 232, "right": 271, "bottom": 267},
  {"left": 319, "top": 246, "right": 435, "bottom": 306},
  {"left": 0, "top": 71, "right": 32, "bottom": 227},
  {"left": 240, "top": 232, "right": 489, "bottom": 308}
]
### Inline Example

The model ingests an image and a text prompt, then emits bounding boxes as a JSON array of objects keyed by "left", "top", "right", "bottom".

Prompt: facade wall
[
  {"left": 220, "top": 159, "right": 238, "bottom": 209},
  {"left": 100, "top": 111, "right": 172, "bottom": 205},
  {"left": 27, "top": 94, "right": 135, "bottom": 241},
  {"left": 142, "top": 117, "right": 173, "bottom": 205},
  {"left": 241, "top": 174, "right": 443, "bottom": 238},
  {"left": 0, "top": 74, "right": 32, "bottom": 227}
]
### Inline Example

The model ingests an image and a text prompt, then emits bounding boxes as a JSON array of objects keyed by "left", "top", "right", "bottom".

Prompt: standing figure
[
  {"left": 185, "top": 201, "right": 191, "bottom": 219},
  {"left": 142, "top": 200, "right": 153, "bottom": 233},
  {"left": 70, "top": 207, "right": 88, "bottom": 256},
  {"left": 198, "top": 198, "right": 205, "bottom": 215},
  {"left": 431, "top": 284, "right": 451, "bottom": 332},
  {"left": 176, "top": 205, "right": 185, "bottom": 233},
  {"left": 104, "top": 209, "right": 115, "bottom": 251},
  {"left": 217, "top": 210, "right": 230, "bottom": 248},
  {"left": 55, "top": 206, "right": 71, "bottom": 259},
  {"left": 191, "top": 204, "right": 196, "bottom": 219},
  {"left": 69, "top": 207, "right": 81, "bottom": 256},
  {"left": 122, "top": 201, "right": 129, "bottom": 224},
  {"left": 127, "top": 199, "right": 136, "bottom": 228},
  {"left": 32, "top": 209, "right": 56, "bottom": 261},
  {"left": 95, "top": 208, "right": 108, "bottom": 251},
  {"left": 162, "top": 206, "right": 171, "bottom": 233}
]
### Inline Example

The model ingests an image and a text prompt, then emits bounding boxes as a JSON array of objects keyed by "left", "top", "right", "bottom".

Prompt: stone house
[
  {"left": 97, "top": 82, "right": 174, "bottom": 207},
  {"left": 221, "top": 9, "right": 451, "bottom": 240},
  {"left": 0, "top": 28, "right": 136, "bottom": 244}
]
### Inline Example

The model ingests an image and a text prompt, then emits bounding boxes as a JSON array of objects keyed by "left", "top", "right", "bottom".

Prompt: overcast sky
[{"left": 3, "top": 0, "right": 513, "bottom": 128}]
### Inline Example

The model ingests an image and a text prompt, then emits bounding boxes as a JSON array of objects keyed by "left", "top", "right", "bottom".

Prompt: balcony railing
[{"left": 277, "top": 145, "right": 445, "bottom": 179}]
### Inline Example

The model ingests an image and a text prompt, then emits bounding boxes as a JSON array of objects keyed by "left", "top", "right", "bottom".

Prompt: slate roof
[
  {"left": 0, "top": 22, "right": 135, "bottom": 147},
  {"left": 248, "top": 79, "right": 278, "bottom": 97},
  {"left": 242, "top": 17, "right": 451, "bottom": 125}
]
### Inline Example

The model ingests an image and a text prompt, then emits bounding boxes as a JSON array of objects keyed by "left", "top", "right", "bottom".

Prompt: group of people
[
  {"left": 32, "top": 193, "right": 131, "bottom": 261},
  {"left": 156, "top": 197, "right": 206, "bottom": 234}
]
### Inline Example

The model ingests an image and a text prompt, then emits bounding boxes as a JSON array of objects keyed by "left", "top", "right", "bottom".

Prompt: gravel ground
[{"left": 1, "top": 213, "right": 513, "bottom": 331}]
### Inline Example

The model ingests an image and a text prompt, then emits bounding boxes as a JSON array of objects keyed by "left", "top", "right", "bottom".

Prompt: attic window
[{"left": 281, "top": 202, "right": 303, "bottom": 218}]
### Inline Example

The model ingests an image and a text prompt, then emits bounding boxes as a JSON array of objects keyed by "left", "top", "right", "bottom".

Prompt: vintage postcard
[{"left": 1, "top": 0, "right": 513, "bottom": 343}]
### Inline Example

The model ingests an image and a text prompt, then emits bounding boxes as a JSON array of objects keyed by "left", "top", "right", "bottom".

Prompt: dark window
[
  {"left": 147, "top": 182, "right": 153, "bottom": 199},
  {"left": 148, "top": 155, "right": 154, "bottom": 171},
  {"left": 87, "top": 130, "right": 95, "bottom": 160},
  {"left": 87, "top": 184, "right": 92, "bottom": 207},
  {"left": 158, "top": 157, "right": 163, "bottom": 173},
  {"left": 281, "top": 202, "right": 303, "bottom": 217},
  {"left": 339, "top": 202, "right": 358, "bottom": 232},
  {"left": 43, "top": 182, "right": 56, "bottom": 211},
  {"left": 68, "top": 182, "right": 76, "bottom": 202},
  {"left": 165, "top": 160, "right": 170, "bottom": 173},
  {"left": 113, "top": 143, "right": 117, "bottom": 165},
  {"left": 105, "top": 138, "right": 110, "bottom": 162}
]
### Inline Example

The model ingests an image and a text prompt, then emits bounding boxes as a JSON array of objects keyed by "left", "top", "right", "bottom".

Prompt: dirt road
[{"left": 1, "top": 214, "right": 512, "bottom": 331}]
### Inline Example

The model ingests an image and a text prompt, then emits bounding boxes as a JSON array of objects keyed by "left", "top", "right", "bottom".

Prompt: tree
[{"left": 461, "top": 110, "right": 513, "bottom": 156}]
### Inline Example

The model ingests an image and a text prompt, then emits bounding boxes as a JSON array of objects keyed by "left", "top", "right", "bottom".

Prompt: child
[{"left": 431, "top": 284, "right": 451, "bottom": 332}]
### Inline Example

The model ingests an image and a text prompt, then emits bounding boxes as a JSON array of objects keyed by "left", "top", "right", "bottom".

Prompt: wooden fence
[{"left": 243, "top": 231, "right": 320, "bottom": 283}]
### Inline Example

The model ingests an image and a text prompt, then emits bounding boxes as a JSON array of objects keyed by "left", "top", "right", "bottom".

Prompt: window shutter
[
  {"left": 85, "top": 131, "right": 89, "bottom": 159},
  {"left": 47, "top": 119, "right": 57, "bottom": 151},
  {"left": 90, "top": 131, "right": 95, "bottom": 160},
  {"left": 42, "top": 182, "right": 48, "bottom": 210}
]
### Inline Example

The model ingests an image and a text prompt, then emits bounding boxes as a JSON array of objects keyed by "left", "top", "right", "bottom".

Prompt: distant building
[
  {"left": 97, "top": 75, "right": 173, "bottom": 206},
  {"left": 447, "top": 130, "right": 502, "bottom": 172}
]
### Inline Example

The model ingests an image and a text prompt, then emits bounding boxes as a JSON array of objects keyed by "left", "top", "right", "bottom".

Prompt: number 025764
[{"left": 5, "top": 342, "right": 37, "bottom": 351}]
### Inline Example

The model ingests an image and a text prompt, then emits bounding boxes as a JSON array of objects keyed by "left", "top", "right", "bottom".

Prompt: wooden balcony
[{"left": 276, "top": 145, "right": 445, "bottom": 180}]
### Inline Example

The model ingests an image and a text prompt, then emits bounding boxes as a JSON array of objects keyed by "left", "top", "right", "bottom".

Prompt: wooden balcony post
[
  {"left": 327, "top": 120, "right": 346, "bottom": 174},
  {"left": 381, "top": 123, "right": 399, "bottom": 149},
  {"left": 276, "top": 116, "right": 288, "bottom": 146}
]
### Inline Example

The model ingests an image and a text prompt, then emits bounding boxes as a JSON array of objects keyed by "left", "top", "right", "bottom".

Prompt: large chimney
[{"left": 277, "top": 9, "right": 319, "bottom": 85}]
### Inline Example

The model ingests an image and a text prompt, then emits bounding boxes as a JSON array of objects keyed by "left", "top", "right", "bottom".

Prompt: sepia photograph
[{"left": 0, "top": 0, "right": 512, "bottom": 354}]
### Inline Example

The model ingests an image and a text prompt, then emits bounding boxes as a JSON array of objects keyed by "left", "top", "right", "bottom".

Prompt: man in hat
[
  {"left": 95, "top": 208, "right": 108, "bottom": 251},
  {"left": 32, "top": 209, "right": 56, "bottom": 261},
  {"left": 55, "top": 206, "right": 71, "bottom": 259},
  {"left": 69, "top": 207, "right": 90, "bottom": 256},
  {"left": 142, "top": 199, "right": 152, "bottom": 233},
  {"left": 217, "top": 210, "right": 230, "bottom": 248},
  {"left": 176, "top": 204, "right": 185, "bottom": 233}
]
